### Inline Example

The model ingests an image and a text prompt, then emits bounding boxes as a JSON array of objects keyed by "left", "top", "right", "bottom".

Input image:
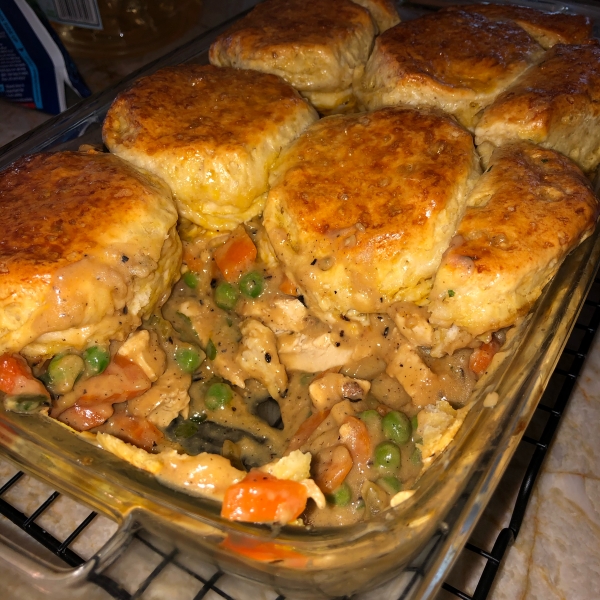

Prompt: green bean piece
[
  {"left": 410, "top": 446, "right": 422, "bottom": 466},
  {"left": 83, "top": 346, "right": 110, "bottom": 376},
  {"left": 214, "top": 282, "right": 239, "bottom": 311},
  {"left": 174, "top": 420, "right": 199, "bottom": 438},
  {"left": 239, "top": 271, "right": 264, "bottom": 298},
  {"left": 175, "top": 346, "right": 203, "bottom": 374},
  {"left": 48, "top": 354, "right": 85, "bottom": 393},
  {"left": 377, "top": 476, "right": 402, "bottom": 496},
  {"left": 205, "top": 382, "right": 234, "bottom": 410},
  {"left": 3, "top": 394, "right": 48, "bottom": 414},
  {"left": 206, "top": 339, "right": 217, "bottom": 360},
  {"left": 382, "top": 410, "right": 411, "bottom": 445},
  {"left": 411, "top": 414, "right": 418, "bottom": 431},
  {"left": 327, "top": 482, "right": 352, "bottom": 507},
  {"left": 182, "top": 271, "right": 199, "bottom": 289},
  {"left": 374, "top": 441, "right": 401, "bottom": 472}
]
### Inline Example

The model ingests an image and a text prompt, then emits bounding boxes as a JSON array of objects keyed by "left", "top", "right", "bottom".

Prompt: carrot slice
[
  {"left": 469, "top": 339, "right": 501, "bottom": 375},
  {"left": 286, "top": 409, "right": 330, "bottom": 452},
  {"left": 221, "top": 471, "right": 308, "bottom": 524},
  {"left": 313, "top": 445, "right": 353, "bottom": 494},
  {"left": 220, "top": 535, "right": 308, "bottom": 567},
  {"left": 339, "top": 416, "right": 372, "bottom": 467},
  {"left": 214, "top": 226, "right": 257, "bottom": 283},
  {"left": 0, "top": 353, "right": 49, "bottom": 398},
  {"left": 279, "top": 275, "right": 298, "bottom": 296},
  {"left": 97, "top": 412, "right": 163, "bottom": 451}
]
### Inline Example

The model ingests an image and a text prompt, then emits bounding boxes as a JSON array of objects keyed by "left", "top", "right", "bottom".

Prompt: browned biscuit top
[
  {"left": 443, "top": 3, "right": 592, "bottom": 48},
  {"left": 103, "top": 64, "right": 308, "bottom": 155},
  {"left": 374, "top": 10, "right": 541, "bottom": 94},
  {"left": 478, "top": 41, "right": 600, "bottom": 128},
  {"left": 0, "top": 151, "right": 170, "bottom": 282},
  {"left": 210, "top": 0, "right": 372, "bottom": 55}
]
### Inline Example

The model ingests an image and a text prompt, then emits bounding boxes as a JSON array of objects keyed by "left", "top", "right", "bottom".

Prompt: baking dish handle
[{"left": 0, "top": 515, "right": 136, "bottom": 592}]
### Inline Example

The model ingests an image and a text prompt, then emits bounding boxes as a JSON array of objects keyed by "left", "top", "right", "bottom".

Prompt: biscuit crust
[
  {"left": 354, "top": 10, "right": 544, "bottom": 128},
  {"left": 429, "top": 142, "right": 599, "bottom": 336},
  {"left": 264, "top": 107, "right": 481, "bottom": 316},
  {"left": 443, "top": 3, "right": 592, "bottom": 49},
  {"left": 0, "top": 151, "right": 181, "bottom": 358},
  {"left": 209, "top": 0, "right": 376, "bottom": 113},
  {"left": 475, "top": 42, "right": 600, "bottom": 173},
  {"left": 103, "top": 65, "right": 318, "bottom": 230}
]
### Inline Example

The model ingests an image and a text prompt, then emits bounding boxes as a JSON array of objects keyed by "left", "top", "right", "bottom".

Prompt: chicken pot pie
[
  {"left": 0, "top": 151, "right": 181, "bottom": 359},
  {"left": 103, "top": 65, "right": 318, "bottom": 231},
  {"left": 429, "top": 141, "right": 599, "bottom": 337},
  {"left": 263, "top": 106, "right": 481, "bottom": 317},
  {"left": 475, "top": 41, "right": 600, "bottom": 173},
  {"left": 209, "top": 0, "right": 399, "bottom": 114},
  {"left": 442, "top": 3, "right": 592, "bottom": 49},
  {"left": 354, "top": 8, "right": 545, "bottom": 128}
]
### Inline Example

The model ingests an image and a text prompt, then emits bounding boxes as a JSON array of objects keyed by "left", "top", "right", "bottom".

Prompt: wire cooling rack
[{"left": 0, "top": 272, "right": 599, "bottom": 600}]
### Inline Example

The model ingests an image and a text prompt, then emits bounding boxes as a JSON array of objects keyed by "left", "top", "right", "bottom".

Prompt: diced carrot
[
  {"left": 469, "top": 339, "right": 501, "bottom": 375},
  {"left": 97, "top": 412, "right": 163, "bottom": 451},
  {"left": 339, "top": 416, "right": 372, "bottom": 468},
  {"left": 220, "top": 535, "right": 308, "bottom": 567},
  {"left": 279, "top": 275, "right": 298, "bottom": 296},
  {"left": 0, "top": 353, "right": 49, "bottom": 398},
  {"left": 286, "top": 409, "right": 330, "bottom": 452},
  {"left": 182, "top": 243, "right": 205, "bottom": 273},
  {"left": 76, "top": 354, "right": 151, "bottom": 405},
  {"left": 214, "top": 226, "right": 257, "bottom": 283},
  {"left": 313, "top": 445, "right": 353, "bottom": 494},
  {"left": 221, "top": 471, "right": 308, "bottom": 524}
]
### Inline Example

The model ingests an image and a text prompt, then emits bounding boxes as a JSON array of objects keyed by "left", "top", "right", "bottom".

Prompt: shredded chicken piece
[
  {"left": 277, "top": 331, "right": 354, "bottom": 372},
  {"left": 388, "top": 302, "right": 434, "bottom": 347},
  {"left": 178, "top": 299, "right": 246, "bottom": 388},
  {"left": 236, "top": 318, "right": 288, "bottom": 398},
  {"left": 386, "top": 337, "right": 441, "bottom": 406},
  {"left": 127, "top": 362, "right": 192, "bottom": 428},
  {"left": 116, "top": 329, "right": 166, "bottom": 381},
  {"left": 239, "top": 297, "right": 308, "bottom": 334}
]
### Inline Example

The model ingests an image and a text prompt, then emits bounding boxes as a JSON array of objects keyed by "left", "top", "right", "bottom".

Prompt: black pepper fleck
[
  {"left": 121, "top": 255, "right": 129, "bottom": 263},
  {"left": 265, "top": 352, "right": 272, "bottom": 363}
]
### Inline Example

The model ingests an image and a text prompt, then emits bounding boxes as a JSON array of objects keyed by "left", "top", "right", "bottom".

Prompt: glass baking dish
[{"left": 1, "top": 1, "right": 599, "bottom": 598}]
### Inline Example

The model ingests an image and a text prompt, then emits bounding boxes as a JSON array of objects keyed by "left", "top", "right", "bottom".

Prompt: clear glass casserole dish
[{"left": 1, "top": 1, "right": 599, "bottom": 598}]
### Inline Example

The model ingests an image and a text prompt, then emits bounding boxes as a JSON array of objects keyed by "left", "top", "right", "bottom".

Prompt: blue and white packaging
[{"left": 0, "top": 0, "right": 91, "bottom": 115}]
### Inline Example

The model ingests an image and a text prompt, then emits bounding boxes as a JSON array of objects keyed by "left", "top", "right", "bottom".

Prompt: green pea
[
  {"left": 239, "top": 271, "right": 264, "bottom": 298},
  {"left": 3, "top": 394, "right": 48, "bottom": 414},
  {"left": 382, "top": 411, "right": 411, "bottom": 445},
  {"left": 83, "top": 346, "right": 110, "bottom": 376},
  {"left": 374, "top": 441, "right": 401, "bottom": 471},
  {"left": 377, "top": 476, "right": 402, "bottom": 496},
  {"left": 175, "top": 346, "right": 202, "bottom": 373},
  {"left": 174, "top": 420, "right": 199, "bottom": 438},
  {"left": 205, "top": 382, "right": 233, "bottom": 410},
  {"left": 182, "top": 271, "right": 198, "bottom": 289},
  {"left": 358, "top": 410, "right": 382, "bottom": 425},
  {"left": 206, "top": 339, "right": 217, "bottom": 360},
  {"left": 327, "top": 482, "right": 352, "bottom": 507},
  {"left": 48, "top": 354, "right": 85, "bottom": 393},
  {"left": 214, "top": 282, "right": 238, "bottom": 311}
]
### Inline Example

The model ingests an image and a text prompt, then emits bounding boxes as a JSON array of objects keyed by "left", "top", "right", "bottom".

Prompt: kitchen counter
[{"left": 1, "top": 2, "right": 599, "bottom": 599}]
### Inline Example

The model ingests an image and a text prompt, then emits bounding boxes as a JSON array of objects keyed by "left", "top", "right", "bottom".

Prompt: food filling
[{"left": 0, "top": 218, "right": 505, "bottom": 528}]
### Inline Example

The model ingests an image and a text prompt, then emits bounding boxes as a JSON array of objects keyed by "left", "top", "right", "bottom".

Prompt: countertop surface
[{"left": 1, "top": 1, "right": 599, "bottom": 599}]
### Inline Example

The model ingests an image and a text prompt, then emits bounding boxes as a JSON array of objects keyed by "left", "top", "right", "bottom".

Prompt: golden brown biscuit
[
  {"left": 208, "top": 0, "right": 378, "bottom": 114},
  {"left": 263, "top": 107, "right": 481, "bottom": 317},
  {"left": 443, "top": 3, "right": 592, "bottom": 49},
  {"left": 475, "top": 41, "right": 600, "bottom": 173},
  {"left": 103, "top": 65, "right": 317, "bottom": 231},
  {"left": 352, "top": 0, "right": 400, "bottom": 32},
  {"left": 428, "top": 142, "right": 599, "bottom": 337},
  {"left": 0, "top": 151, "right": 181, "bottom": 359},
  {"left": 354, "top": 10, "right": 544, "bottom": 129}
]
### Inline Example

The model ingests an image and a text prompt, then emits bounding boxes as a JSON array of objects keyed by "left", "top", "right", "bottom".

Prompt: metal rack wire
[{"left": 0, "top": 272, "right": 599, "bottom": 600}]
